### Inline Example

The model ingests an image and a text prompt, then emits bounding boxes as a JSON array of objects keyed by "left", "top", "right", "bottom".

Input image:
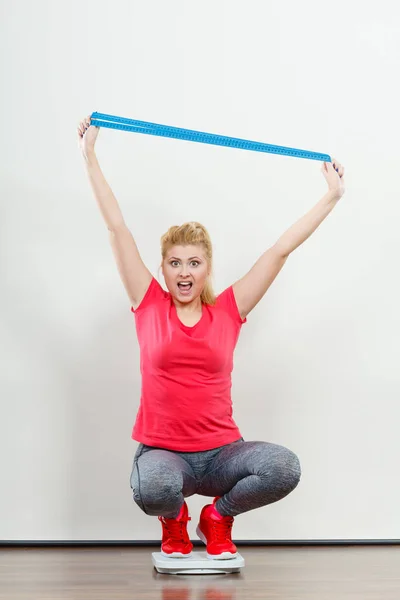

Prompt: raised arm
[
  {"left": 78, "top": 115, "right": 152, "bottom": 309},
  {"left": 233, "top": 159, "right": 346, "bottom": 320}
]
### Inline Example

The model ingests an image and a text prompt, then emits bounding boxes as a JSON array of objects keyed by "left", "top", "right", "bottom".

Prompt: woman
[{"left": 77, "top": 115, "right": 345, "bottom": 561}]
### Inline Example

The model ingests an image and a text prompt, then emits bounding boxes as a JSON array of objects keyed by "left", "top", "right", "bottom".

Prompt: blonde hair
[{"left": 160, "top": 221, "right": 216, "bottom": 305}]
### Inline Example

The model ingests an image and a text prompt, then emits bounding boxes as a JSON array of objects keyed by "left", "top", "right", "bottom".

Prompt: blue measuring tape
[{"left": 90, "top": 112, "right": 331, "bottom": 163}]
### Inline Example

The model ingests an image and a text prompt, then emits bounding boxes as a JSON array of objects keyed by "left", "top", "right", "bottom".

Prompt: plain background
[{"left": 1, "top": 0, "right": 399, "bottom": 541}]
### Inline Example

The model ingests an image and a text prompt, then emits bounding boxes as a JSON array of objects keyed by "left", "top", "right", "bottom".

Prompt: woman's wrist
[{"left": 326, "top": 188, "right": 343, "bottom": 203}]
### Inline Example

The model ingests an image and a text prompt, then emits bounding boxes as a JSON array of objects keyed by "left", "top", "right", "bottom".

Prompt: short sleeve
[
  {"left": 216, "top": 285, "right": 247, "bottom": 325},
  {"left": 130, "top": 277, "right": 167, "bottom": 314}
]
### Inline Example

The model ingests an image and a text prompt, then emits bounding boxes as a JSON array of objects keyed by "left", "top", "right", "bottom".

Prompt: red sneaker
[
  {"left": 196, "top": 496, "right": 238, "bottom": 560},
  {"left": 158, "top": 501, "right": 193, "bottom": 558}
]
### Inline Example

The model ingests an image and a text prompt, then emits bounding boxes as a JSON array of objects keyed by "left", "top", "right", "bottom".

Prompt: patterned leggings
[{"left": 130, "top": 437, "right": 301, "bottom": 518}]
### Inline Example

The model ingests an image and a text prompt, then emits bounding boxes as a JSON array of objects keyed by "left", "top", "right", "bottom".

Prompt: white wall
[{"left": 1, "top": 0, "right": 399, "bottom": 541}]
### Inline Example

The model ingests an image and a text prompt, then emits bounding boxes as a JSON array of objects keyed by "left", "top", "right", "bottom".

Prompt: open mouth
[{"left": 177, "top": 282, "right": 193, "bottom": 293}]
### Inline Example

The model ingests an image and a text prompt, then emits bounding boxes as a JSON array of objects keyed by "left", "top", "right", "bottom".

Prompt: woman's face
[{"left": 162, "top": 245, "right": 209, "bottom": 304}]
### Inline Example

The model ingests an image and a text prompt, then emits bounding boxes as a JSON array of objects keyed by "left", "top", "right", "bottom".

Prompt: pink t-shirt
[{"left": 130, "top": 277, "right": 247, "bottom": 451}]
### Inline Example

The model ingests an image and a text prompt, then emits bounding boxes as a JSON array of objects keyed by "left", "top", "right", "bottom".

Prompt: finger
[
  {"left": 330, "top": 162, "right": 341, "bottom": 176},
  {"left": 332, "top": 158, "right": 342, "bottom": 173}
]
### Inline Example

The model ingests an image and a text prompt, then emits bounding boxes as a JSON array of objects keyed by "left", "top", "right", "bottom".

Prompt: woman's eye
[{"left": 170, "top": 261, "right": 199, "bottom": 267}]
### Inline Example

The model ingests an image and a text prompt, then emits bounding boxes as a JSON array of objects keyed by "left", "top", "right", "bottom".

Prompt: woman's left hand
[{"left": 321, "top": 158, "right": 345, "bottom": 199}]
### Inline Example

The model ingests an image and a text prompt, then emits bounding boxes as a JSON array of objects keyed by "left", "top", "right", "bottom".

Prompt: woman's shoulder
[
  {"left": 211, "top": 285, "right": 246, "bottom": 325},
  {"left": 131, "top": 277, "right": 170, "bottom": 314}
]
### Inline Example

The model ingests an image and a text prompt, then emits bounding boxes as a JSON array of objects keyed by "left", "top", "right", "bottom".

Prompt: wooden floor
[{"left": 0, "top": 545, "right": 399, "bottom": 599}]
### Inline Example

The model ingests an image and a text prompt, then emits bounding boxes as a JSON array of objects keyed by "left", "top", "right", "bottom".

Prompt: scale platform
[{"left": 152, "top": 551, "right": 245, "bottom": 575}]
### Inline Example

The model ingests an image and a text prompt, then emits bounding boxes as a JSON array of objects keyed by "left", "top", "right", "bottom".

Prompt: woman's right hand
[{"left": 77, "top": 115, "right": 100, "bottom": 157}]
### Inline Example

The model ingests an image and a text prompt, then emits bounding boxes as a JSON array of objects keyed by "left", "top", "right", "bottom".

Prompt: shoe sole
[
  {"left": 196, "top": 526, "right": 238, "bottom": 560},
  {"left": 161, "top": 550, "right": 193, "bottom": 558}
]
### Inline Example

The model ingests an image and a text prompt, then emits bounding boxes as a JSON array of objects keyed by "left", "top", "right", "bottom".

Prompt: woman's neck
[{"left": 173, "top": 298, "right": 202, "bottom": 313}]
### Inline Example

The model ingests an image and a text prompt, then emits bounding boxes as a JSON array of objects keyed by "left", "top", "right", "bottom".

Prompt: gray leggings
[{"left": 130, "top": 438, "right": 301, "bottom": 519}]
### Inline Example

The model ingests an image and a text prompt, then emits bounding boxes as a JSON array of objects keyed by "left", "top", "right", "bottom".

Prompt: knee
[
  {"left": 281, "top": 448, "right": 301, "bottom": 492},
  {"left": 259, "top": 445, "right": 301, "bottom": 498},
  {"left": 131, "top": 468, "right": 182, "bottom": 516}
]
